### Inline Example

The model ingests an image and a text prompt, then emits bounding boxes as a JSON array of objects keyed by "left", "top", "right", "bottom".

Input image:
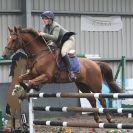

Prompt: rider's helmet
[{"left": 41, "top": 10, "right": 54, "bottom": 20}]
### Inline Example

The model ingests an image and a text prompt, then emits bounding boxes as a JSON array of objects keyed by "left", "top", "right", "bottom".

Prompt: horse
[{"left": 3, "top": 26, "right": 122, "bottom": 123}]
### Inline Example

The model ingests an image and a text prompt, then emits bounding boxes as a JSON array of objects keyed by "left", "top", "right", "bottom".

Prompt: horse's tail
[{"left": 97, "top": 61, "right": 123, "bottom": 93}]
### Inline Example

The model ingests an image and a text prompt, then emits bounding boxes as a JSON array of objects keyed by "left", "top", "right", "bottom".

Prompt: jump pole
[
  {"left": 33, "top": 120, "right": 133, "bottom": 129},
  {"left": 27, "top": 92, "right": 133, "bottom": 99},
  {"left": 33, "top": 106, "right": 133, "bottom": 114}
]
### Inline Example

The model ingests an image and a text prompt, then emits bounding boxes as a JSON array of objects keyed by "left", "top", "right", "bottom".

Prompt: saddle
[{"left": 48, "top": 32, "right": 80, "bottom": 80}]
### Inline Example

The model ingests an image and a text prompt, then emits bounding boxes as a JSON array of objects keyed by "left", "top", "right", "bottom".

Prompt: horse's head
[
  {"left": 3, "top": 26, "right": 55, "bottom": 59},
  {"left": 3, "top": 26, "right": 23, "bottom": 58}
]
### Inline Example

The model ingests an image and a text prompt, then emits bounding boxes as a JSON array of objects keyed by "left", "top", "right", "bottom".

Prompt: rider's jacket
[{"left": 43, "top": 21, "right": 68, "bottom": 47}]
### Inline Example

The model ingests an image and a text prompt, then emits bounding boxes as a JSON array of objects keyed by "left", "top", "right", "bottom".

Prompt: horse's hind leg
[
  {"left": 98, "top": 96, "right": 114, "bottom": 123},
  {"left": 86, "top": 96, "right": 103, "bottom": 123},
  {"left": 75, "top": 82, "right": 102, "bottom": 123}
]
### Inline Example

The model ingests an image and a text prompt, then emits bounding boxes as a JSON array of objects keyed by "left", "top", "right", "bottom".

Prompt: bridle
[{"left": 5, "top": 33, "right": 20, "bottom": 52}]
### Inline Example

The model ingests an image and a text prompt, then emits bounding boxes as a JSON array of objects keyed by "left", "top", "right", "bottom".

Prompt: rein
[{"left": 41, "top": 36, "right": 56, "bottom": 58}]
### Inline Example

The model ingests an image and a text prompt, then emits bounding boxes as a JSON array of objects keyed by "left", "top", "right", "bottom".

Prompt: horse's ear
[
  {"left": 8, "top": 26, "right": 13, "bottom": 33},
  {"left": 14, "top": 26, "right": 18, "bottom": 33},
  {"left": 18, "top": 26, "right": 22, "bottom": 32}
]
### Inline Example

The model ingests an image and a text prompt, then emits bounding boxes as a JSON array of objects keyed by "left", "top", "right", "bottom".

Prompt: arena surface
[{"left": 33, "top": 114, "right": 133, "bottom": 133}]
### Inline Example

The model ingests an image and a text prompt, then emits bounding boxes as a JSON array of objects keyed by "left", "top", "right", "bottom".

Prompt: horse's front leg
[
  {"left": 27, "top": 73, "right": 50, "bottom": 87},
  {"left": 18, "top": 70, "right": 32, "bottom": 83}
]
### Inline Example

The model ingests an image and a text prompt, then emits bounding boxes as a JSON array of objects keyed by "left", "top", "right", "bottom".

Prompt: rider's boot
[{"left": 63, "top": 54, "right": 76, "bottom": 81}]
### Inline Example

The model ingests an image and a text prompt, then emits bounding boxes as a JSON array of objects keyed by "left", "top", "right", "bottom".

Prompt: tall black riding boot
[{"left": 63, "top": 55, "right": 76, "bottom": 81}]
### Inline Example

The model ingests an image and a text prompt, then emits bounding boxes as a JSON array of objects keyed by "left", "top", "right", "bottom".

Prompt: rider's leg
[
  {"left": 61, "top": 36, "right": 76, "bottom": 81},
  {"left": 62, "top": 54, "right": 76, "bottom": 80}
]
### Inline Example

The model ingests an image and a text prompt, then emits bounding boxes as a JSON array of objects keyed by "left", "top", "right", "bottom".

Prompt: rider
[{"left": 39, "top": 10, "right": 76, "bottom": 81}]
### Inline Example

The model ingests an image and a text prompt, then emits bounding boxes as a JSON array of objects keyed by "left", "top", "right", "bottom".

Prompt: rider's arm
[{"left": 43, "top": 26, "right": 60, "bottom": 42}]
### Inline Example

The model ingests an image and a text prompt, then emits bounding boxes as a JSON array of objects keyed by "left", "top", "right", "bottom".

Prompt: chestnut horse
[{"left": 3, "top": 26, "right": 122, "bottom": 123}]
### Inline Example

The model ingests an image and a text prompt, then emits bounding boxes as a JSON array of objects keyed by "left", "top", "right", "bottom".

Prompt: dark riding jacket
[{"left": 43, "top": 21, "right": 68, "bottom": 47}]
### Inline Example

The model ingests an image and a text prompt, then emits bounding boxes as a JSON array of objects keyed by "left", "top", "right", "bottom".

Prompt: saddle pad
[
  {"left": 58, "top": 57, "right": 80, "bottom": 73},
  {"left": 70, "top": 57, "right": 80, "bottom": 73}
]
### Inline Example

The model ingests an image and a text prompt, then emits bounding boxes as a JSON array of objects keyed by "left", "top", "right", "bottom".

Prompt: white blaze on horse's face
[{"left": 3, "top": 33, "right": 18, "bottom": 57}]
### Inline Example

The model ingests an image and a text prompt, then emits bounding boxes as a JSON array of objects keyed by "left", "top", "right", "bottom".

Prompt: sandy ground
[
  {"left": 6, "top": 113, "right": 133, "bottom": 133},
  {"left": 33, "top": 114, "right": 133, "bottom": 133}
]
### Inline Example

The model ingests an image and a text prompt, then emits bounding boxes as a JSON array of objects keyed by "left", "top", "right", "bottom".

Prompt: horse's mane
[
  {"left": 18, "top": 27, "right": 45, "bottom": 43},
  {"left": 20, "top": 28, "right": 39, "bottom": 38},
  {"left": 9, "top": 52, "right": 27, "bottom": 76}
]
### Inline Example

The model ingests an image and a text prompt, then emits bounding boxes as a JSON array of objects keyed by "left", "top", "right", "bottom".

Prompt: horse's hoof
[{"left": 19, "top": 82, "right": 30, "bottom": 92}]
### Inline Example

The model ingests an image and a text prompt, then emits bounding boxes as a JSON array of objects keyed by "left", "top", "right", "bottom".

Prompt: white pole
[
  {"left": 29, "top": 89, "right": 35, "bottom": 133},
  {"left": 128, "top": 113, "right": 132, "bottom": 118}
]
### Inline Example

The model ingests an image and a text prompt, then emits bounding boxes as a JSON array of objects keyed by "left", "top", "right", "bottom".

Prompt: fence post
[
  {"left": 29, "top": 89, "right": 35, "bottom": 133},
  {"left": 121, "top": 56, "right": 126, "bottom": 91},
  {"left": 114, "top": 56, "right": 126, "bottom": 91}
]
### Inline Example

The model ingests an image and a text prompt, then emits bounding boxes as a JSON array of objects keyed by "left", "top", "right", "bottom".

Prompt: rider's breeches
[{"left": 61, "top": 36, "right": 75, "bottom": 57}]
